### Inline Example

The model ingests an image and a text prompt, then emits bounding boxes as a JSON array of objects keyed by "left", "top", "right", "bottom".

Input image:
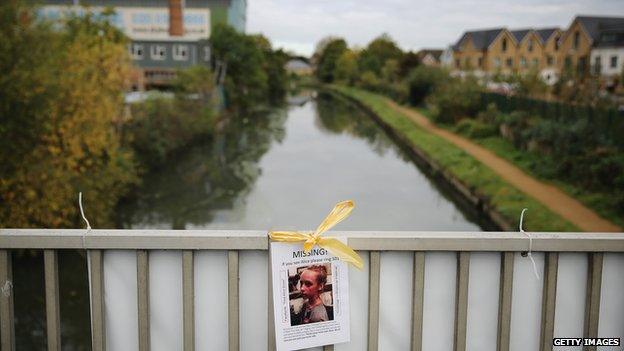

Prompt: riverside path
[{"left": 386, "top": 99, "right": 621, "bottom": 232}]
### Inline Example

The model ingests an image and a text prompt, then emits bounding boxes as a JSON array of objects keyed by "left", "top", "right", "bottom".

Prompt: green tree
[
  {"left": 381, "top": 59, "right": 399, "bottom": 83},
  {"left": 315, "top": 38, "right": 347, "bottom": 83},
  {"left": 333, "top": 49, "right": 359, "bottom": 85},
  {"left": 358, "top": 34, "right": 403, "bottom": 76},
  {"left": 398, "top": 51, "right": 420, "bottom": 77},
  {"left": 211, "top": 24, "right": 268, "bottom": 111},
  {"left": 406, "top": 66, "right": 450, "bottom": 105}
]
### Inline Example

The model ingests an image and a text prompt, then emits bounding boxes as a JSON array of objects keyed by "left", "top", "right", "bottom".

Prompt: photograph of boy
[{"left": 289, "top": 264, "right": 334, "bottom": 326}]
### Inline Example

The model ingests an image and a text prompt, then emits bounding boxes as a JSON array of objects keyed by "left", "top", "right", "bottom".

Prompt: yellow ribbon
[{"left": 269, "top": 200, "right": 363, "bottom": 269}]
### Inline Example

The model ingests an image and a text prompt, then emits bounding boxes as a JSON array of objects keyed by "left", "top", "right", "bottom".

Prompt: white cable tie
[
  {"left": 519, "top": 208, "right": 540, "bottom": 280},
  {"left": 1, "top": 280, "right": 12, "bottom": 297},
  {"left": 79, "top": 192, "right": 92, "bottom": 249}
]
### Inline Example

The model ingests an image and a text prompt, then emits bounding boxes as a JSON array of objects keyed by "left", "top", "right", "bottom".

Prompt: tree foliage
[
  {"left": 358, "top": 34, "right": 403, "bottom": 75},
  {"left": 333, "top": 49, "right": 359, "bottom": 85},
  {"left": 315, "top": 38, "right": 347, "bottom": 83},
  {"left": 0, "top": 3, "right": 137, "bottom": 228},
  {"left": 211, "top": 25, "right": 288, "bottom": 111}
]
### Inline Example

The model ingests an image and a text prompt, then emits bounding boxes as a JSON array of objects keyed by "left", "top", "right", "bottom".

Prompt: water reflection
[
  {"left": 119, "top": 90, "right": 483, "bottom": 231},
  {"left": 116, "top": 107, "right": 289, "bottom": 229}
]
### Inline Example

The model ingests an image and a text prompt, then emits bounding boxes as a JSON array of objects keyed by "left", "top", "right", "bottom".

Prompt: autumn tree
[{"left": 0, "top": 3, "right": 137, "bottom": 228}]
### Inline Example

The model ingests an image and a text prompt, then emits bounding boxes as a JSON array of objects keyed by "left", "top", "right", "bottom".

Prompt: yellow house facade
[
  {"left": 452, "top": 15, "right": 624, "bottom": 81},
  {"left": 487, "top": 30, "right": 519, "bottom": 74}
]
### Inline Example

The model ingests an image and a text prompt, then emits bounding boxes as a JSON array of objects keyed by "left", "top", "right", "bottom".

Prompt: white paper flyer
[{"left": 270, "top": 241, "right": 350, "bottom": 351}]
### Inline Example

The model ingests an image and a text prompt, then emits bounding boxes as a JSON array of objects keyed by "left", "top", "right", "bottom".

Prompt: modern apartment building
[{"left": 39, "top": 0, "right": 247, "bottom": 90}]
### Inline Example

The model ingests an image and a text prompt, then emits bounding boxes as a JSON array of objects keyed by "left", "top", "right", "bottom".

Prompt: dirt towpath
[{"left": 386, "top": 100, "right": 621, "bottom": 232}]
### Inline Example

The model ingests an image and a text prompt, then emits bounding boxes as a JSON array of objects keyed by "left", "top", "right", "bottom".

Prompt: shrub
[
  {"left": 428, "top": 77, "right": 481, "bottom": 124},
  {"left": 406, "top": 66, "right": 450, "bottom": 106},
  {"left": 454, "top": 119, "right": 497, "bottom": 138},
  {"left": 127, "top": 95, "right": 216, "bottom": 168},
  {"left": 359, "top": 71, "right": 381, "bottom": 91},
  {"left": 477, "top": 103, "right": 500, "bottom": 124}
]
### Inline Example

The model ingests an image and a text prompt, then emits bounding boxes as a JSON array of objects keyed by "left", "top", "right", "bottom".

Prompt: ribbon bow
[{"left": 268, "top": 200, "right": 363, "bottom": 269}]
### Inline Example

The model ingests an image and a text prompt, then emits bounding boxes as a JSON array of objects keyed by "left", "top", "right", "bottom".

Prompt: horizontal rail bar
[{"left": 1, "top": 230, "right": 623, "bottom": 252}]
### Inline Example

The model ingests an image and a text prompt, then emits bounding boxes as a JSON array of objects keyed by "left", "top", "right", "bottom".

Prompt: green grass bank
[{"left": 328, "top": 85, "right": 579, "bottom": 232}]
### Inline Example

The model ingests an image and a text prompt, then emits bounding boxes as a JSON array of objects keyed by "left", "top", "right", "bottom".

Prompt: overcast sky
[{"left": 247, "top": 0, "right": 624, "bottom": 57}]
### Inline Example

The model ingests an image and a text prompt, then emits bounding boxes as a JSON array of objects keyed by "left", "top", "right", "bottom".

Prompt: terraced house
[{"left": 452, "top": 15, "right": 624, "bottom": 84}]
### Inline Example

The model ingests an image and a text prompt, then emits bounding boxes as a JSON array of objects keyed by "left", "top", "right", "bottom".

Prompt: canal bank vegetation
[
  {"left": 0, "top": 2, "right": 289, "bottom": 228},
  {"left": 328, "top": 86, "right": 577, "bottom": 231},
  {"left": 314, "top": 34, "right": 623, "bottom": 229},
  {"left": 125, "top": 66, "right": 218, "bottom": 169}
]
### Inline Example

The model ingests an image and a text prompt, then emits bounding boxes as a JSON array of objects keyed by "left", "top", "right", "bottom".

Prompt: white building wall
[{"left": 590, "top": 47, "right": 624, "bottom": 76}]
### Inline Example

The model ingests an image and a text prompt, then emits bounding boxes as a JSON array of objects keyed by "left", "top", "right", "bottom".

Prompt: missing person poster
[{"left": 270, "top": 242, "right": 350, "bottom": 351}]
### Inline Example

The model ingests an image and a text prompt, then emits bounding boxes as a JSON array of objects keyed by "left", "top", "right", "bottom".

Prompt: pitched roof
[
  {"left": 510, "top": 29, "right": 531, "bottom": 43},
  {"left": 535, "top": 28, "right": 559, "bottom": 44},
  {"left": 575, "top": 16, "right": 624, "bottom": 42},
  {"left": 454, "top": 28, "right": 505, "bottom": 50},
  {"left": 594, "top": 23, "right": 624, "bottom": 48}
]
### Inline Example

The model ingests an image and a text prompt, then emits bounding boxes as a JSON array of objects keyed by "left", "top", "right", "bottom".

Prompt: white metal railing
[{"left": 0, "top": 230, "right": 623, "bottom": 351}]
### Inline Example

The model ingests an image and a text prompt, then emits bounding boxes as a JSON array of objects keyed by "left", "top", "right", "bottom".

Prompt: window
[
  {"left": 574, "top": 31, "right": 580, "bottom": 49},
  {"left": 502, "top": 38, "right": 507, "bottom": 52},
  {"left": 547, "top": 55, "right": 554, "bottom": 66},
  {"left": 554, "top": 36, "right": 560, "bottom": 51},
  {"left": 173, "top": 44, "right": 189, "bottom": 61},
  {"left": 611, "top": 56, "right": 618, "bottom": 68},
  {"left": 532, "top": 58, "right": 539, "bottom": 67},
  {"left": 494, "top": 57, "right": 501, "bottom": 68},
  {"left": 478, "top": 57, "right": 483, "bottom": 68},
  {"left": 455, "top": 58, "right": 460, "bottom": 68},
  {"left": 520, "top": 57, "right": 526, "bottom": 67},
  {"left": 130, "top": 44, "right": 144, "bottom": 60},
  {"left": 506, "top": 58, "right": 513, "bottom": 67},
  {"left": 528, "top": 39, "right": 533, "bottom": 52},
  {"left": 564, "top": 56, "right": 572, "bottom": 68},
  {"left": 151, "top": 45, "right": 166, "bottom": 60}
]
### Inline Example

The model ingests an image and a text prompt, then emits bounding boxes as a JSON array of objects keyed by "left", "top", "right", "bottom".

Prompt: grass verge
[
  {"left": 413, "top": 107, "right": 624, "bottom": 229},
  {"left": 329, "top": 85, "right": 579, "bottom": 232}
]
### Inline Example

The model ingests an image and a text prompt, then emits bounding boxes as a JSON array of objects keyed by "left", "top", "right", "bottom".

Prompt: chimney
[{"left": 169, "top": 0, "right": 184, "bottom": 36}]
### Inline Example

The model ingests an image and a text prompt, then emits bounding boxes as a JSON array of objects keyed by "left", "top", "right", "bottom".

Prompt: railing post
[
  {"left": 583, "top": 253, "right": 603, "bottom": 351},
  {"left": 89, "top": 250, "right": 106, "bottom": 351},
  {"left": 368, "top": 251, "right": 380, "bottom": 351},
  {"left": 454, "top": 252, "right": 470, "bottom": 351},
  {"left": 497, "top": 252, "right": 514, "bottom": 351},
  {"left": 0, "top": 250, "right": 15, "bottom": 351},
  {"left": 228, "top": 250, "right": 239, "bottom": 351},
  {"left": 44, "top": 250, "right": 61, "bottom": 351},
  {"left": 137, "top": 250, "right": 150, "bottom": 351},
  {"left": 182, "top": 251, "right": 194, "bottom": 351},
  {"left": 411, "top": 252, "right": 425, "bottom": 351},
  {"left": 539, "top": 252, "right": 558, "bottom": 351}
]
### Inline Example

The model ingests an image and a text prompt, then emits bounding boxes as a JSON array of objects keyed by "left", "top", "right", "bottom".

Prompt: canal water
[
  {"left": 13, "top": 90, "right": 484, "bottom": 350},
  {"left": 117, "top": 91, "right": 483, "bottom": 231}
]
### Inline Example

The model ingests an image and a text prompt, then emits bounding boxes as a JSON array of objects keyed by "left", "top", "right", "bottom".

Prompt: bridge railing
[{"left": 0, "top": 230, "right": 623, "bottom": 351}]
